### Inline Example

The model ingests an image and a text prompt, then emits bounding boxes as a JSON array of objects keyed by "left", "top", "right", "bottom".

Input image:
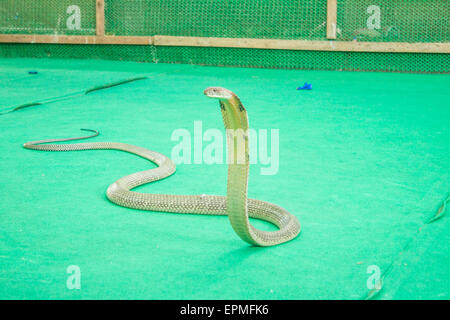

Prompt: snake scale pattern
[{"left": 23, "top": 87, "right": 301, "bottom": 246}]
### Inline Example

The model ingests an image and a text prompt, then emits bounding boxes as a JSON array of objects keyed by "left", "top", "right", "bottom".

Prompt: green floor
[{"left": 0, "top": 58, "right": 449, "bottom": 299}]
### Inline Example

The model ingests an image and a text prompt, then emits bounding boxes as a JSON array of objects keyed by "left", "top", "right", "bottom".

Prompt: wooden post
[
  {"left": 327, "top": 0, "right": 337, "bottom": 39},
  {"left": 96, "top": 0, "right": 105, "bottom": 36}
]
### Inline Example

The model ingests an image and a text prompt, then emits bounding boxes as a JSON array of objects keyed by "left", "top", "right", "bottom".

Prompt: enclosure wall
[{"left": 0, "top": 1, "right": 448, "bottom": 73}]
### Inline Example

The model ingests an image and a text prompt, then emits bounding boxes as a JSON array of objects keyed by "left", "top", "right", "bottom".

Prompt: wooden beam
[
  {"left": 96, "top": 0, "right": 105, "bottom": 36},
  {"left": 327, "top": 0, "right": 337, "bottom": 39},
  {"left": 153, "top": 35, "right": 450, "bottom": 54},
  {"left": 0, "top": 34, "right": 152, "bottom": 45},
  {"left": 0, "top": 34, "right": 448, "bottom": 53}
]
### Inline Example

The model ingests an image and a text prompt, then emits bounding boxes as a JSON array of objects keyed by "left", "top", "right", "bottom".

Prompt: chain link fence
[{"left": 0, "top": 0, "right": 448, "bottom": 72}]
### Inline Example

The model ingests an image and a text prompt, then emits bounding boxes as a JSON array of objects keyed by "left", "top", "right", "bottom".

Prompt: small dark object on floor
[
  {"left": 297, "top": 82, "right": 312, "bottom": 90},
  {"left": 28, "top": 71, "right": 38, "bottom": 75}
]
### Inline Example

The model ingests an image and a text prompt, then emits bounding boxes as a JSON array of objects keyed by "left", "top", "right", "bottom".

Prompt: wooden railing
[{"left": 0, "top": 0, "right": 448, "bottom": 54}]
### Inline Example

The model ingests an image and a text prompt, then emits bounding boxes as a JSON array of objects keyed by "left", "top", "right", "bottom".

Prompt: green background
[{"left": 0, "top": 58, "right": 449, "bottom": 299}]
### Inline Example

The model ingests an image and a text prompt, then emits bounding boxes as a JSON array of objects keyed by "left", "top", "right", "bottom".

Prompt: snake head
[{"left": 204, "top": 87, "right": 234, "bottom": 100}]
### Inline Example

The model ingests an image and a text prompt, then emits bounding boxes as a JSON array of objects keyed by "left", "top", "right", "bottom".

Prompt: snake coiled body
[{"left": 23, "top": 87, "right": 300, "bottom": 246}]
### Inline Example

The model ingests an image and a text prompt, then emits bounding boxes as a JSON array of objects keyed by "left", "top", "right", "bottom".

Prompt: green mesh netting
[
  {"left": 1, "top": 43, "right": 448, "bottom": 73},
  {"left": 105, "top": 0, "right": 328, "bottom": 39},
  {"left": 0, "top": 0, "right": 448, "bottom": 73},
  {"left": 0, "top": 0, "right": 95, "bottom": 35},
  {"left": 337, "top": 0, "right": 450, "bottom": 42},
  {"left": 103, "top": 0, "right": 449, "bottom": 42}
]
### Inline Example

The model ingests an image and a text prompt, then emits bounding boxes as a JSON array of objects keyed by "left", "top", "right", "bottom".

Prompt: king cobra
[{"left": 23, "top": 87, "right": 301, "bottom": 246}]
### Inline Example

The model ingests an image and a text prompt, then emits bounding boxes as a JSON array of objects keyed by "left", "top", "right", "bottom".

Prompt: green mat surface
[{"left": 0, "top": 58, "right": 449, "bottom": 299}]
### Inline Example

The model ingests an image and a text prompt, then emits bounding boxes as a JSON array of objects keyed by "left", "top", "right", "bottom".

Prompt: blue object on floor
[
  {"left": 297, "top": 82, "right": 312, "bottom": 90},
  {"left": 28, "top": 71, "right": 38, "bottom": 75}
]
